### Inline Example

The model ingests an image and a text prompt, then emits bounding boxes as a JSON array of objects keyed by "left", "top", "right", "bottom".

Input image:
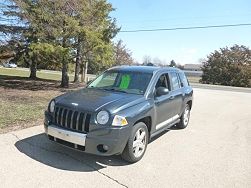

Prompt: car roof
[{"left": 108, "top": 65, "right": 180, "bottom": 74}]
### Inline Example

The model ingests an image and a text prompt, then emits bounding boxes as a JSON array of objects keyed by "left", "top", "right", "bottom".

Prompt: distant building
[{"left": 184, "top": 64, "right": 202, "bottom": 71}]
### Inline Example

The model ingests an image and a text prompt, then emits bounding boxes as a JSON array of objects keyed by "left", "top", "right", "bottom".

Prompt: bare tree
[
  {"left": 152, "top": 57, "right": 167, "bottom": 67},
  {"left": 114, "top": 40, "right": 134, "bottom": 65},
  {"left": 142, "top": 55, "right": 152, "bottom": 65}
]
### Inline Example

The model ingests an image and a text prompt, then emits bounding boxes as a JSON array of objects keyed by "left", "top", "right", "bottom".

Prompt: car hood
[{"left": 55, "top": 88, "right": 145, "bottom": 113}]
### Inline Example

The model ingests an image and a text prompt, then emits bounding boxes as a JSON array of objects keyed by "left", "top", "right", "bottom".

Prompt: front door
[{"left": 154, "top": 73, "right": 178, "bottom": 130}]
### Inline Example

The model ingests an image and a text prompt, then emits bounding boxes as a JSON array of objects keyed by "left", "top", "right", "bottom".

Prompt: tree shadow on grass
[{"left": 0, "top": 75, "right": 85, "bottom": 91}]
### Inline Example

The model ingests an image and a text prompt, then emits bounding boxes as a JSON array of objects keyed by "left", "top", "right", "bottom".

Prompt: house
[{"left": 183, "top": 64, "right": 202, "bottom": 71}]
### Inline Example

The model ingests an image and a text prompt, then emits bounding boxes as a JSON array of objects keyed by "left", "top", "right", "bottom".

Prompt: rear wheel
[
  {"left": 176, "top": 104, "right": 190, "bottom": 129},
  {"left": 121, "top": 122, "right": 149, "bottom": 163}
]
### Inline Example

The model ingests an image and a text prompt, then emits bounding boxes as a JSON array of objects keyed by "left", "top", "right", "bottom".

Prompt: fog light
[
  {"left": 103, "top": 145, "right": 109, "bottom": 151},
  {"left": 97, "top": 144, "right": 109, "bottom": 153}
]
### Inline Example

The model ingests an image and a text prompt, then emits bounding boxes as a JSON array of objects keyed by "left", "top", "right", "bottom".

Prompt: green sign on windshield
[{"left": 119, "top": 74, "right": 131, "bottom": 89}]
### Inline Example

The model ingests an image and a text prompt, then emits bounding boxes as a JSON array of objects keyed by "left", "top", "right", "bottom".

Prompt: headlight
[
  {"left": 112, "top": 115, "right": 128, "bottom": 126},
  {"left": 49, "top": 100, "right": 55, "bottom": 113},
  {"left": 96, "top": 111, "right": 109, "bottom": 125}
]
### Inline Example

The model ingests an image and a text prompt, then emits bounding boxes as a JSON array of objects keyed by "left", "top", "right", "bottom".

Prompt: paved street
[
  {"left": 0, "top": 88, "right": 250, "bottom": 188},
  {"left": 191, "top": 83, "right": 251, "bottom": 93}
]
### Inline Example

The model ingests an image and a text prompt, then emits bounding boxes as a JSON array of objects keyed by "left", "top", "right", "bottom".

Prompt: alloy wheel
[
  {"left": 132, "top": 128, "right": 147, "bottom": 158},
  {"left": 183, "top": 107, "right": 190, "bottom": 126}
]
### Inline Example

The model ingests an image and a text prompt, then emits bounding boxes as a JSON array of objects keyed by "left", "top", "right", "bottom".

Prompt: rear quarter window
[
  {"left": 179, "top": 72, "right": 189, "bottom": 87},
  {"left": 170, "top": 72, "right": 180, "bottom": 90}
]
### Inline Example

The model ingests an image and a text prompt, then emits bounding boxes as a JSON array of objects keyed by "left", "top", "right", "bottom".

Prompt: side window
[
  {"left": 170, "top": 72, "right": 180, "bottom": 90},
  {"left": 179, "top": 72, "right": 189, "bottom": 87},
  {"left": 155, "top": 73, "right": 171, "bottom": 90}
]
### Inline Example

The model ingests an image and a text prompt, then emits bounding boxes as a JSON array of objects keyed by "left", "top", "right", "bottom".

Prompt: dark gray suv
[{"left": 44, "top": 66, "right": 193, "bottom": 163}]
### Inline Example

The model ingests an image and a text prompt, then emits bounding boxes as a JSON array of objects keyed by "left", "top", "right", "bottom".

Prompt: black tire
[
  {"left": 121, "top": 122, "right": 149, "bottom": 163},
  {"left": 176, "top": 104, "right": 191, "bottom": 129}
]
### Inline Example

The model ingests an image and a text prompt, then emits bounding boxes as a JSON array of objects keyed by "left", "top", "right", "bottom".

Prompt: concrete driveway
[{"left": 0, "top": 88, "right": 251, "bottom": 188}]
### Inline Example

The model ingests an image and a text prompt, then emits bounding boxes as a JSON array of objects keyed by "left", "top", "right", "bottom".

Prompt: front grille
[{"left": 53, "top": 106, "right": 91, "bottom": 133}]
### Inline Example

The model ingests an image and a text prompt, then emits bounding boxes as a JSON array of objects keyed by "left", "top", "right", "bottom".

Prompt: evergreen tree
[{"left": 200, "top": 45, "right": 251, "bottom": 87}]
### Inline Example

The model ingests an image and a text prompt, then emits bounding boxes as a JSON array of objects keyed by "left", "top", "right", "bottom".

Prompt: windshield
[{"left": 87, "top": 70, "right": 153, "bottom": 95}]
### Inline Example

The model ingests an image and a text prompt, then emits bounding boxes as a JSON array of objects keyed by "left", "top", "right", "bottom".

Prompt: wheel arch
[
  {"left": 187, "top": 100, "right": 192, "bottom": 109},
  {"left": 134, "top": 116, "right": 152, "bottom": 136}
]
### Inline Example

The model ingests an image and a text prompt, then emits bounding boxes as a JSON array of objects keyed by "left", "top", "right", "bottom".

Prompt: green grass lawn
[
  {"left": 0, "top": 67, "right": 85, "bottom": 133},
  {"left": 0, "top": 67, "right": 75, "bottom": 81},
  {"left": 0, "top": 67, "right": 201, "bottom": 83},
  {"left": 0, "top": 89, "right": 62, "bottom": 132}
]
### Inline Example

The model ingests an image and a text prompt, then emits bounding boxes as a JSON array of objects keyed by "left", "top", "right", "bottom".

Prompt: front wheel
[
  {"left": 176, "top": 104, "right": 191, "bottom": 129},
  {"left": 121, "top": 122, "right": 149, "bottom": 163}
]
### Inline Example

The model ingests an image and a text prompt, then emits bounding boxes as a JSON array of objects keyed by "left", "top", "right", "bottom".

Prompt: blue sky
[{"left": 108, "top": 0, "right": 251, "bottom": 65}]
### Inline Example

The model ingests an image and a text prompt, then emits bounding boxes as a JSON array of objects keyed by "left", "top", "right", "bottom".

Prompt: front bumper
[
  {"left": 44, "top": 112, "right": 131, "bottom": 156},
  {"left": 47, "top": 125, "right": 87, "bottom": 146}
]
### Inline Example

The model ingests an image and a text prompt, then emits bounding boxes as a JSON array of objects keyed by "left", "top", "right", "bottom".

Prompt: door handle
[{"left": 169, "top": 95, "right": 175, "bottom": 100}]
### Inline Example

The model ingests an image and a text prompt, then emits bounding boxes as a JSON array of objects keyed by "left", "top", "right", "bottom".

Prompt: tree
[
  {"left": 29, "top": 42, "right": 69, "bottom": 71},
  {"left": 113, "top": 40, "right": 134, "bottom": 66},
  {"left": 87, "top": 43, "right": 115, "bottom": 75},
  {"left": 3, "top": 0, "right": 83, "bottom": 86},
  {"left": 11, "top": 0, "right": 85, "bottom": 86},
  {"left": 2, "top": 0, "right": 43, "bottom": 79},
  {"left": 200, "top": 45, "right": 251, "bottom": 87},
  {"left": 1, "top": 0, "right": 119, "bottom": 86},
  {"left": 152, "top": 57, "right": 168, "bottom": 67},
  {"left": 169, "top": 60, "right": 176, "bottom": 67},
  {"left": 0, "top": 0, "right": 24, "bottom": 39},
  {"left": 0, "top": 1, "right": 30, "bottom": 69},
  {"left": 142, "top": 55, "right": 152, "bottom": 65},
  {"left": 73, "top": 0, "right": 119, "bottom": 83}
]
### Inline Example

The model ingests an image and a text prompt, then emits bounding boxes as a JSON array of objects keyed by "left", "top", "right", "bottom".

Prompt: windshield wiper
[{"left": 103, "top": 88, "right": 128, "bottom": 94}]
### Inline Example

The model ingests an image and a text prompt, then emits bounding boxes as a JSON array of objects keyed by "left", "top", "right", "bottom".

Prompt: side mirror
[{"left": 156, "top": 87, "right": 169, "bottom": 96}]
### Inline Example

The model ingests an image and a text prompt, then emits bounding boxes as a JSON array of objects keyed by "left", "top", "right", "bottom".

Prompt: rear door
[{"left": 168, "top": 72, "right": 183, "bottom": 117}]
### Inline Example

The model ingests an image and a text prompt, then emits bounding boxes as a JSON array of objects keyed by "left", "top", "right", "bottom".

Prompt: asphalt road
[
  {"left": 0, "top": 88, "right": 251, "bottom": 188},
  {"left": 191, "top": 83, "right": 251, "bottom": 93}
]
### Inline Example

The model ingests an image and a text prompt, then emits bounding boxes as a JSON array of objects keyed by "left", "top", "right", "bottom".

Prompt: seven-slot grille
[{"left": 53, "top": 106, "right": 91, "bottom": 133}]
